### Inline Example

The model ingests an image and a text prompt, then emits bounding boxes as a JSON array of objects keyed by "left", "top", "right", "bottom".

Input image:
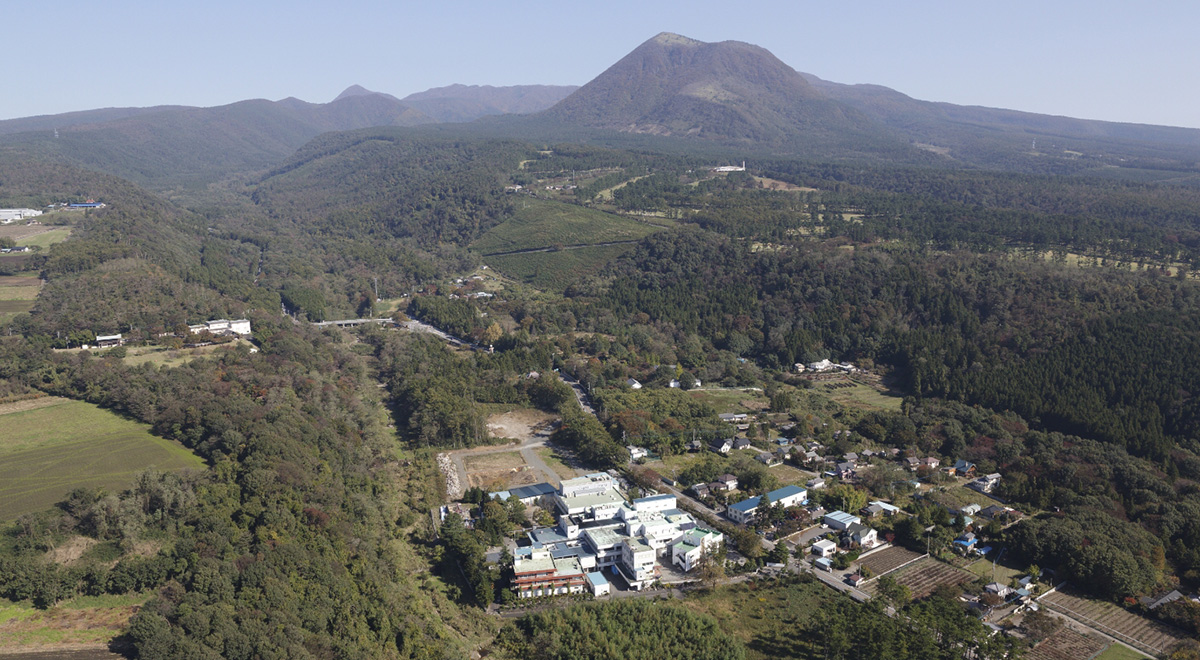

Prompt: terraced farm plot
[
  {"left": 1026, "top": 627, "right": 1108, "bottom": 660},
  {"left": 856, "top": 546, "right": 923, "bottom": 577},
  {"left": 0, "top": 398, "right": 204, "bottom": 519},
  {"left": 1040, "top": 588, "right": 1189, "bottom": 657},
  {"left": 472, "top": 198, "right": 660, "bottom": 254},
  {"left": 861, "top": 556, "right": 974, "bottom": 599}
]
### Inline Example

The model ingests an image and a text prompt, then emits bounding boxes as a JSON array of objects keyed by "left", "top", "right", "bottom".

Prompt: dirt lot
[{"left": 486, "top": 409, "right": 557, "bottom": 442}]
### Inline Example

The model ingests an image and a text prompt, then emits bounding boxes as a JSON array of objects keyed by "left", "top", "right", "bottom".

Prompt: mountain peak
[
  {"left": 543, "top": 32, "right": 863, "bottom": 143},
  {"left": 651, "top": 32, "right": 703, "bottom": 46},
  {"left": 334, "top": 85, "right": 381, "bottom": 102}
]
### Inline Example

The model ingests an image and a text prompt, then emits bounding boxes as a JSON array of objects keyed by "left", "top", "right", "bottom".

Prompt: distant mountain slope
[
  {"left": 0, "top": 106, "right": 190, "bottom": 136},
  {"left": 0, "top": 95, "right": 433, "bottom": 188},
  {"left": 799, "top": 72, "right": 1200, "bottom": 170},
  {"left": 400, "top": 84, "right": 577, "bottom": 123}
]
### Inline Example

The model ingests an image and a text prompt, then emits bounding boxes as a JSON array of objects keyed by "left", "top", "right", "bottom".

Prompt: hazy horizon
[{"left": 5, "top": 0, "right": 1198, "bottom": 129}]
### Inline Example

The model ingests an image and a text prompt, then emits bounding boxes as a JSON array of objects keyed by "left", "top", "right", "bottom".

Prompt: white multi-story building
[
  {"left": 618, "top": 538, "right": 657, "bottom": 590},
  {"left": 670, "top": 528, "right": 724, "bottom": 572}
]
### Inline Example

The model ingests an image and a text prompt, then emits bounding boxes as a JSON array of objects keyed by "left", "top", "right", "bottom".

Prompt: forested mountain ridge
[
  {"left": 400, "top": 83, "right": 579, "bottom": 123},
  {"left": 0, "top": 94, "right": 433, "bottom": 189}
]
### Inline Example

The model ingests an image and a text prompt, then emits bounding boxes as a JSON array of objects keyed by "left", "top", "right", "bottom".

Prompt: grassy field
[
  {"left": 816, "top": 381, "right": 903, "bottom": 412},
  {"left": 0, "top": 272, "right": 41, "bottom": 320},
  {"left": 472, "top": 199, "right": 660, "bottom": 254},
  {"left": 485, "top": 243, "right": 636, "bottom": 292},
  {"left": 0, "top": 399, "right": 204, "bottom": 519},
  {"left": 686, "top": 388, "right": 768, "bottom": 413},
  {"left": 117, "top": 340, "right": 251, "bottom": 368},
  {"left": 15, "top": 228, "right": 71, "bottom": 249},
  {"left": 685, "top": 577, "right": 833, "bottom": 660},
  {"left": 0, "top": 593, "right": 147, "bottom": 651}
]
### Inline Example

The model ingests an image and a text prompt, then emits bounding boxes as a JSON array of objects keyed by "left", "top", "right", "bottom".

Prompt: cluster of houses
[{"left": 504, "top": 473, "right": 724, "bottom": 598}]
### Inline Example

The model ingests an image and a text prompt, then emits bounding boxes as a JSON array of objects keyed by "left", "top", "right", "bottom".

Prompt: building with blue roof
[
  {"left": 586, "top": 570, "right": 610, "bottom": 596},
  {"left": 726, "top": 485, "right": 807, "bottom": 525}
]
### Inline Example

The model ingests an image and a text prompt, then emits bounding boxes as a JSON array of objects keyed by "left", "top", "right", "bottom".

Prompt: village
[{"left": 433, "top": 353, "right": 1197, "bottom": 658}]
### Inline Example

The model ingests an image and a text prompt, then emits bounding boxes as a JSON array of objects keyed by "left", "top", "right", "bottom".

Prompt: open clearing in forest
[
  {"left": 1040, "top": 587, "right": 1189, "bottom": 657},
  {"left": 860, "top": 556, "right": 974, "bottom": 599},
  {"left": 485, "top": 243, "right": 636, "bottom": 292},
  {"left": 0, "top": 398, "right": 204, "bottom": 519},
  {"left": 473, "top": 198, "right": 660, "bottom": 254}
]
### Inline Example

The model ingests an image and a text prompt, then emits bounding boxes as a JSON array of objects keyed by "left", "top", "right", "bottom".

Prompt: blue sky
[{"left": 4, "top": 0, "right": 1198, "bottom": 128}]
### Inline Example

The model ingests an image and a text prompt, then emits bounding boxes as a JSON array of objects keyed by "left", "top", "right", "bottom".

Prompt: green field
[
  {"left": 15, "top": 228, "right": 71, "bottom": 249},
  {"left": 472, "top": 198, "right": 660, "bottom": 254},
  {"left": 0, "top": 399, "right": 204, "bottom": 519},
  {"left": 964, "top": 557, "right": 1024, "bottom": 585},
  {"left": 485, "top": 243, "right": 636, "bottom": 292},
  {"left": 819, "top": 382, "right": 903, "bottom": 411}
]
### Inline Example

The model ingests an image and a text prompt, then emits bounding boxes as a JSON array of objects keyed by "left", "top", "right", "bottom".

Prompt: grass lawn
[
  {"left": 685, "top": 577, "right": 834, "bottom": 660},
  {"left": 15, "top": 228, "right": 72, "bottom": 248},
  {"left": 1094, "top": 644, "right": 1150, "bottom": 660},
  {"left": 472, "top": 198, "right": 660, "bottom": 254},
  {"left": 770, "top": 464, "right": 817, "bottom": 487},
  {"left": 964, "top": 557, "right": 1024, "bottom": 585},
  {"left": 0, "top": 399, "right": 204, "bottom": 519},
  {"left": 485, "top": 244, "right": 636, "bottom": 292}
]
